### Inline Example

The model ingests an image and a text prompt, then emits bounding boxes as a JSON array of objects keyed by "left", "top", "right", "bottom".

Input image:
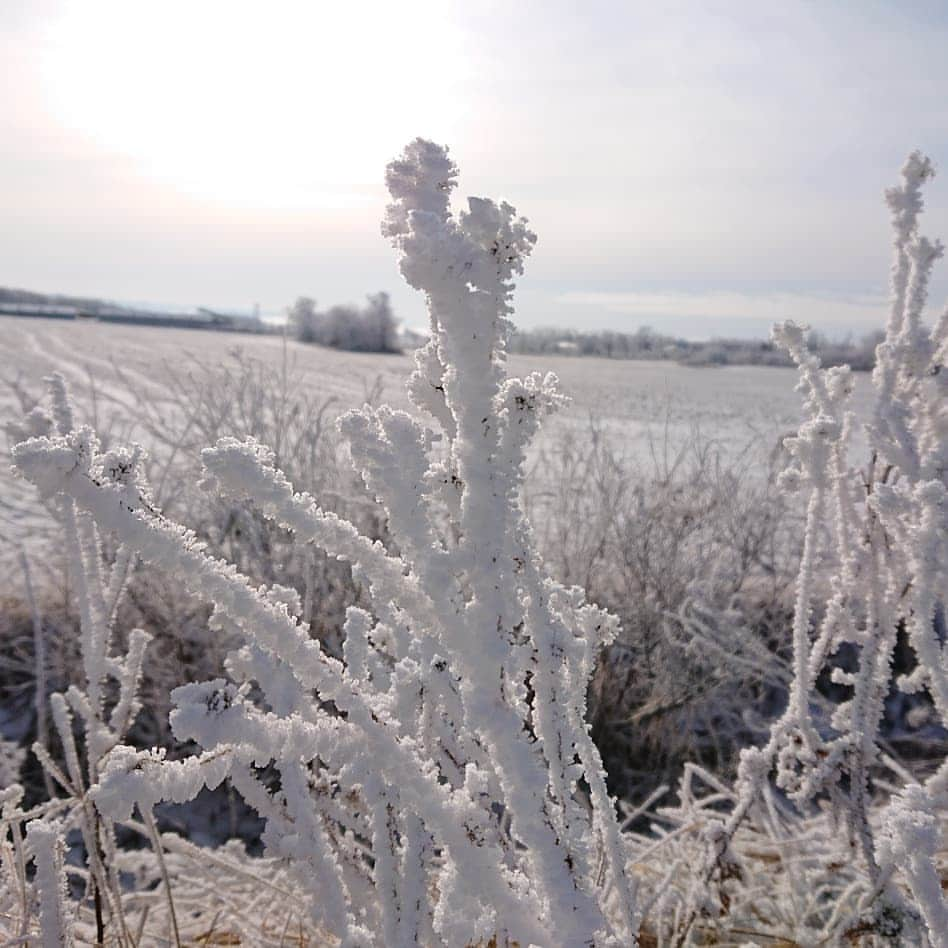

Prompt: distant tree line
[
  {"left": 288, "top": 293, "right": 401, "bottom": 353},
  {"left": 508, "top": 324, "right": 884, "bottom": 370}
]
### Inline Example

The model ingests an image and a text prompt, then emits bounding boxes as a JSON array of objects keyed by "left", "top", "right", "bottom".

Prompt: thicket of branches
[
  {"left": 526, "top": 423, "right": 801, "bottom": 799},
  {"left": 1, "top": 143, "right": 946, "bottom": 946}
]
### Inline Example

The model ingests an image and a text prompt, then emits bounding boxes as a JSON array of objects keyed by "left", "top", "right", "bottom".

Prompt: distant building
[{"left": 197, "top": 307, "right": 265, "bottom": 332}]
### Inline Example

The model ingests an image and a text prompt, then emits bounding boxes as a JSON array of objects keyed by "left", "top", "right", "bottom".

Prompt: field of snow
[
  {"left": 0, "top": 313, "right": 875, "bottom": 433},
  {"left": 0, "top": 314, "right": 874, "bottom": 570}
]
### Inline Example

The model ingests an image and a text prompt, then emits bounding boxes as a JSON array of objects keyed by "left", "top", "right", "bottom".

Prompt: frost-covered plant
[
  {"left": 660, "top": 152, "right": 948, "bottom": 946},
  {"left": 2, "top": 374, "right": 154, "bottom": 944},
  {"left": 3, "top": 346, "right": 386, "bottom": 766},
  {"left": 11, "top": 140, "right": 637, "bottom": 945},
  {"left": 116, "top": 348, "right": 386, "bottom": 702},
  {"left": 527, "top": 421, "right": 797, "bottom": 797}
]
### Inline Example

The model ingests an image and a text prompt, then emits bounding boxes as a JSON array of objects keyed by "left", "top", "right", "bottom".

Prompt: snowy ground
[{"left": 0, "top": 315, "right": 874, "bottom": 575}]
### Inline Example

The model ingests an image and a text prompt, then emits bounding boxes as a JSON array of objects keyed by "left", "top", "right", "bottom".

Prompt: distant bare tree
[
  {"left": 288, "top": 292, "right": 401, "bottom": 353},
  {"left": 288, "top": 296, "right": 319, "bottom": 343},
  {"left": 361, "top": 292, "right": 399, "bottom": 352}
]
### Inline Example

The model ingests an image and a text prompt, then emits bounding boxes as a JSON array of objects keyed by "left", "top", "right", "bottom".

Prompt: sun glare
[{"left": 41, "top": 0, "right": 468, "bottom": 208}]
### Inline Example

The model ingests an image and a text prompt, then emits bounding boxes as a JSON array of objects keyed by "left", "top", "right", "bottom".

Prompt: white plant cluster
[
  {"left": 10, "top": 140, "right": 637, "bottom": 946},
  {"left": 658, "top": 152, "right": 948, "bottom": 946},
  {"left": 3, "top": 375, "right": 151, "bottom": 947},
  {"left": 5, "top": 142, "right": 948, "bottom": 948}
]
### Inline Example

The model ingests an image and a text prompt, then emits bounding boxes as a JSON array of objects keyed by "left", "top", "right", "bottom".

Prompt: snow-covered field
[
  {"left": 0, "top": 315, "right": 874, "bottom": 453},
  {"left": 0, "top": 313, "right": 874, "bottom": 576},
  {"left": 0, "top": 313, "right": 874, "bottom": 436}
]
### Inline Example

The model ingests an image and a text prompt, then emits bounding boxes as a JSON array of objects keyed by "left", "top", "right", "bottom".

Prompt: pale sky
[{"left": 3, "top": 0, "right": 948, "bottom": 338}]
